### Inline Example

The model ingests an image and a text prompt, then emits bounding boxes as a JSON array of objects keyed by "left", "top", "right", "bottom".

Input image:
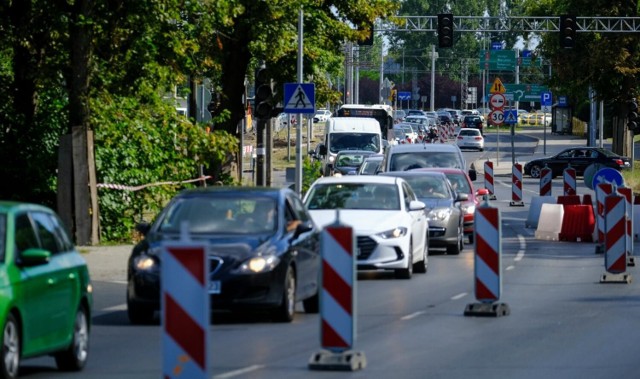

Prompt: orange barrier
[
  {"left": 557, "top": 195, "right": 581, "bottom": 207},
  {"left": 559, "top": 204, "right": 595, "bottom": 242},
  {"left": 582, "top": 194, "right": 593, "bottom": 206}
]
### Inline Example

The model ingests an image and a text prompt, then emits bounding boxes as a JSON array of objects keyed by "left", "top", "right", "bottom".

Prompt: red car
[{"left": 408, "top": 168, "right": 488, "bottom": 243}]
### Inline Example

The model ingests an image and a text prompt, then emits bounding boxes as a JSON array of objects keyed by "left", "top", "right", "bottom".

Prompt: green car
[{"left": 0, "top": 202, "right": 92, "bottom": 378}]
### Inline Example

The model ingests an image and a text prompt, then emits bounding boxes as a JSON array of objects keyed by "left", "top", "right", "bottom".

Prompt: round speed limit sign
[{"left": 489, "top": 110, "right": 504, "bottom": 125}]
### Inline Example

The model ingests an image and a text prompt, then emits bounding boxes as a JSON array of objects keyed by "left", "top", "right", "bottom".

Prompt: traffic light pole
[{"left": 255, "top": 118, "right": 267, "bottom": 186}]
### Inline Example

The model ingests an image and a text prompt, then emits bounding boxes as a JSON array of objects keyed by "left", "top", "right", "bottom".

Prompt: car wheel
[
  {"left": 413, "top": 241, "right": 428, "bottom": 274},
  {"left": 1, "top": 313, "right": 20, "bottom": 379},
  {"left": 55, "top": 305, "right": 89, "bottom": 371},
  {"left": 447, "top": 232, "right": 461, "bottom": 255},
  {"left": 529, "top": 165, "right": 542, "bottom": 178},
  {"left": 127, "top": 291, "right": 155, "bottom": 325},
  {"left": 302, "top": 291, "right": 319, "bottom": 314},
  {"left": 395, "top": 244, "right": 413, "bottom": 279},
  {"left": 479, "top": 148, "right": 484, "bottom": 152},
  {"left": 274, "top": 266, "right": 296, "bottom": 322}
]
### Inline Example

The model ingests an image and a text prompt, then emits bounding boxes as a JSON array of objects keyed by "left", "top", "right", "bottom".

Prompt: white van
[{"left": 311, "top": 117, "right": 383, "bottom": 176}]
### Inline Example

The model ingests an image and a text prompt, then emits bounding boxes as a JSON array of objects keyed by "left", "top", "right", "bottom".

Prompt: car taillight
[
  {"left": 475, "top": 136, "right": 483, "bottom": 140},
  {"left": 407, "top": 138, "right": 412, "bottom": 143},
  {"left": 614, "top": 159, "right": 624, "bottom": 165},
  {"left": 457, "top": 136, "right": 463, "bottom": 140}
]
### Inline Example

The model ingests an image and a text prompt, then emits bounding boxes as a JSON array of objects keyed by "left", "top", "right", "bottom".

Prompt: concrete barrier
[{"left": 526, "top": 196, "right": 557, "bottom": 228}]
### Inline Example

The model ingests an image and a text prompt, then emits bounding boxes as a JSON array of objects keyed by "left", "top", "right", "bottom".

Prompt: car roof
[
  {"left": 386, "top": 143, "right": 463, "bottom": 153},
  {"left": 177, "top": 186, "right": 287, "bottom": 199},
  {"left": 380, "top": 170, "right": 448, "bottom": 179},
  {"left": 311, "top": 175, "right": 401, "bottom": 185}
]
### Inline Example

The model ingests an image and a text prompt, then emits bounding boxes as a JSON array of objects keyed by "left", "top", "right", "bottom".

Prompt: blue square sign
[
  {"left": 541, "top": 92, "right": 552, "bottom": 106},
  {"left": 283, "top": 83, "right": 315, "bottom": 114}
]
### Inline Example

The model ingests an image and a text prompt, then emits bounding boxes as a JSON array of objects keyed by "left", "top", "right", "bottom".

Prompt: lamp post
[{"left": 428, "top": 45, "right": 438, "bottom": 112}]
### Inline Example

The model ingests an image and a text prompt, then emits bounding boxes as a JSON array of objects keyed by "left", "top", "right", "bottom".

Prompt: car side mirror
[
  {"left": 18, "top": 248, "right": 51, "bottom": 267},
  {"left": 135, "top": 222, "right": 152, "bottom": 237},
  {"left": 455, "top": 193, "right": 470, "bottom": 202},
  {"left": 290, "top": 221, "right": 314, "bottom": 240},
  {"left": 319, "top": 145, "right": 327, "bottom": 156}
]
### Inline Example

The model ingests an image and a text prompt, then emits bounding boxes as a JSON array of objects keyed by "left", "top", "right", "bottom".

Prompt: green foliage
[
  {"left": 301, "top": 156, "right": 323, "bottom": 197},
  {"left": 91, "top": 92, "right": 237, "bottom": 241}
]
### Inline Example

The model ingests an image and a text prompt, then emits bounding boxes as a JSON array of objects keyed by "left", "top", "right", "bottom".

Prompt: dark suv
[{"left": 462, "top": 115, "right": 484, "bottom": 134}]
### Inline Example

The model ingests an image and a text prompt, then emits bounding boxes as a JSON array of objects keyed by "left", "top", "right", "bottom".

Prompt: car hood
[
  {"left": 143, "top": 232, "right": 273, "bottom": 260},
  {"left": 418, "top": 197, "right": 454, "bottom": 211},
  {"left": 308, "top": 210, "right": 410, "bottom": 233}
]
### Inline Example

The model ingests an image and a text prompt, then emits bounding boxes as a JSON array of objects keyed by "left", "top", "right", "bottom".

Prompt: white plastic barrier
[
  {"left": 534, "top": 203, "right": 564, "bottom": 241},
  {"left": 526, "top": 196, "right": 557, "bottom": 228}
]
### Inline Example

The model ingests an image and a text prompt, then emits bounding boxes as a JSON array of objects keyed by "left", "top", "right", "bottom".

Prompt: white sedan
[
  {"left": 303, "top": 175, "right": 428, "bottom": 279},
  {"left": 456, "top": 128, "right": 484, "bottom": 151}
]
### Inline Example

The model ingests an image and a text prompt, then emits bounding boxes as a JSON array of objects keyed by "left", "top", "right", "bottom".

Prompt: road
[{"left": 22, "top": 130, "right": 640, "bottom": 379}]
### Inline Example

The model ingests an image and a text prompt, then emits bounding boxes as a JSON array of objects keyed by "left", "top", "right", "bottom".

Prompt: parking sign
[{"left": 541, "top": 92, "right": 552, "bottom": 106}]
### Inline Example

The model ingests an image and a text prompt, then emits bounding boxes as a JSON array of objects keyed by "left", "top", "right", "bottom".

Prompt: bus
[{"left": 335, "top": 104, "right": 394, "bottom": 141}]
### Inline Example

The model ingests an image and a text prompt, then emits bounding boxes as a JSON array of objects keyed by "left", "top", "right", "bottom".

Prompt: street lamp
[{"left": 428, "top": 45, "right": 438, "bottom": 112}]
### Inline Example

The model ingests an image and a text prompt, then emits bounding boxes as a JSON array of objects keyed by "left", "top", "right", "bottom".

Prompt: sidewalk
[{"left": 79, "top": 245, "right": 131, "bottom": 282}]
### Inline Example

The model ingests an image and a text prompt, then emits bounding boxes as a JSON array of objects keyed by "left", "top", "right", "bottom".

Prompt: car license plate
[{"left": 208, "top": 280, "right": 221, "bottom": 294}]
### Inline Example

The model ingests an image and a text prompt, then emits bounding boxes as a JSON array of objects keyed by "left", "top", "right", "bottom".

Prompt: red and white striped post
[
  {"left": 438, "top": 125, "right": 446, "bottom": 143},
  {"left": 464, "top": 202, "right": 510, "bottom": 316},
  {"left": 309, "top": 213, "right": 366, "bottom": 371},
  {"left": 595, "top": 183, "right": 613, "bottom": 253},
  {"left": 510, "top": 163, "right": 525, "bottom": 206},
  {"left": 601, "top": 191, "right": 632, "bottom": 283},
  {"left": 484, "top": 160, "right": 497, "bottom": 200},
  {"left": 539, "top": 165, "right": 552, "bottom": 197},
  {"left": 161, "top": 240, "right": 210, "bottom": 379},
  {"left": 448, "top": 123, "right": 455, "bottom": 139},
  {"left": 563, "top": 165, "right": 577, "bottom": 196},
  {"left": 617, "top": 187, "right": 635, "bottom": 266}
]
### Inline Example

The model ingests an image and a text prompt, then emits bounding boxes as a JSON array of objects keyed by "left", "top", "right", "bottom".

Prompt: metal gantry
[{"left": 383, "top": 16, "right": 640, "bottom": 33}]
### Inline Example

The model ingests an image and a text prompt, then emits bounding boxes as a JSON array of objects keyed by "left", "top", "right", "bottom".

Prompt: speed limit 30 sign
[{"left": 489, "top": 110, "right": 505, "bottom": 125}]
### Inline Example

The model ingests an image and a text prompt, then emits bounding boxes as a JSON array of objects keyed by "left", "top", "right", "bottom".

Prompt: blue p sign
[{"left": 541, "top": 92, "right": 552, "bottom": 106}]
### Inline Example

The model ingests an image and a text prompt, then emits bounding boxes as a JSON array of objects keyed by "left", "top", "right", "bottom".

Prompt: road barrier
[
  {"left": 563, "top": 166, "right": 577, "bottom": 196},
  {"left": 601, "top": 191, "right": 632, "bottom": 283},
  {"left": 559, "top": 205, "right": 595, "bottom": 242},
  {"left": 526, "top": 196, "right": 556, "bottom": 228},
  {"left": 535, "top": 203, "right": 564, "bottom": 241},
  {"left": 557, "top": 195, "right": 581, "bottom": 207},
  {"left": 464, "top": 202, "right": 510, "bottom": 317},
  {"left": 540, "top": 165, "right": 552, "bottom": 197},
  {"left": 161, "top": 235, "right": 210, "bottom": 379},
  {"left": 438, "top": 125, "right": 446, "bottom": 144},
  {"left": 483, "top": 160, "right": 497, "bottom": 200},
  {"left": 595, "top": 183, "right": 613, "bottom": 253},
  {"left": 309, "top": 213, "right": 365, "bottom": 371},
  {"left": 510, "top": 163, "right": 524, "bottom": 206},
  {"left": 617, "top": 187, "right": 635, "bottom": 266}
]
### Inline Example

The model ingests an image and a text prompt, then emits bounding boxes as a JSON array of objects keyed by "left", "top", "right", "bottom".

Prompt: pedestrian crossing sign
[
  {"left": 504, "top": 109, "right": 517, "bottom": 124},
  {"left": 284, "top": 83, "right": 315, "bottom": 114}
]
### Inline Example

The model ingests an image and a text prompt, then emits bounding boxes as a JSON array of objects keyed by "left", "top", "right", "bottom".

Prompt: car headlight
[
  {"left": 328, "top": 155, "right": 336, "bottom": 163},
  {"left": 427, "top": 207, "right": 452, "bottom": 221},
  {"left": 376, "top": 227, "right": 408, "bottom": 239},
  {"left": 237, "top": 255, "right": 281, "bottom": 274},
  {"left": 134, "top": 255, "right": 157, "bottom": 271},
  {"left": 461, "top": 203, "right": 475, "bottom": 215}
]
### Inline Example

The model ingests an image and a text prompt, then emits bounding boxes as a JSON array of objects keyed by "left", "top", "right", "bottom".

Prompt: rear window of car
[
  {"left": 389, "top": 151, "right": 463, "bottom": 171},
  {"left": 459, "top": 129, "right": 480, "bottom": 136}
]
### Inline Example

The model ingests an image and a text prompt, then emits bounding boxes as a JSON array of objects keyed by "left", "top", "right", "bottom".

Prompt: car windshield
[
  {"left": 306, "top": 183, "right": 400, "bottom": 210},
  {"left": 400, "top": 176, "right": 449, "bottom": 199},
  {"left": 389, "top": 151, "right": 463, "bottom": 171},
  {"left": 360, "top": 159, "right": 382, "bottom": 175},
  {"left": 445, "top": 173, "right": 471, "bottom": 194},
  {"left": 158, "top": 196, "right": 277, "bottom": 234},
  {"left": 0, "top": 214, "right": 5, "bottom": 261},
  {"left": 329, "top": 133, "right": 380, "bottom": 154}
]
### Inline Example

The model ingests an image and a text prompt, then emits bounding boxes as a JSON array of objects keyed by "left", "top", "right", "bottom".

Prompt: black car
[
  {"left": 329, "top": 150, "right": 379, "bottom": 175},
  {"left": 524, "top": 147, "right": 632, "bottom": 178},
  {"left": 127, "top": 187, "right": 321, "bottom": 324}
]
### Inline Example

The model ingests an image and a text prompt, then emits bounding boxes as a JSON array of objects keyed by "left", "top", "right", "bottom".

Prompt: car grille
[
  {"left": 357, "top": 236, "right": 377, "bottom": 260},
  {"left": 429, "top": 227, "right": 446, "bottom": 238}
]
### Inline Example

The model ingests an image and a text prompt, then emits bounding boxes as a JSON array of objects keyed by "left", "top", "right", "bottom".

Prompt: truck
[{"left": 310, "top": 117, "right": 383, "bottom": 176}]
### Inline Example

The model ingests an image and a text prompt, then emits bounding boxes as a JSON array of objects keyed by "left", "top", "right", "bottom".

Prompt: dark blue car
[{"left": 127, "top": 187, "right": 321, "bottom": 323}]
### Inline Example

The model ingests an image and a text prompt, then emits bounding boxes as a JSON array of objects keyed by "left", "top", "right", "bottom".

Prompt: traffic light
[
  {"left": 627, "top": 98, "right": 639, "bottom": 134},
  {"left": 254, "top": 66, "right": 273, "bottom": 119},
  {"left": 358, "top": 21, "right": 374, "bottom": 46},
  {"left": 559, "top": 15, "right": 577, "bottom": 49},
  {"left": 437, "top": 14, "right": 454, "bottom": 48}
]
